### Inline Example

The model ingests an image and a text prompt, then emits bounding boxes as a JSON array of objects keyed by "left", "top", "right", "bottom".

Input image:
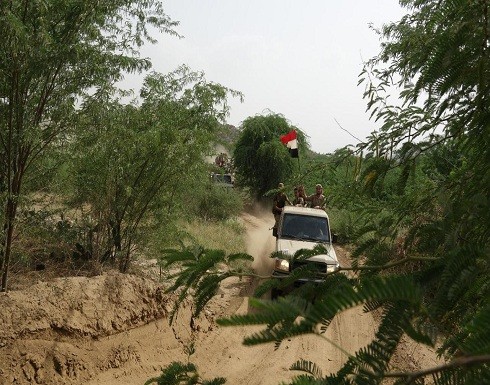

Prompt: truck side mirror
[{"left": 332, "top": 233, "right": 338, "bottom": 243}]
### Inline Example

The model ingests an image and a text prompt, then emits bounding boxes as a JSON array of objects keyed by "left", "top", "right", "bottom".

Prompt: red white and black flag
[{"left": 280, "top": 130, "right": 299, "bottom": 158}]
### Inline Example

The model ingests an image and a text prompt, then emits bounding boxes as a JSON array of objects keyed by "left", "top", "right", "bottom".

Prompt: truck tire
[{"left": 271, "top": 288, "right": 282, "bottom": 300}]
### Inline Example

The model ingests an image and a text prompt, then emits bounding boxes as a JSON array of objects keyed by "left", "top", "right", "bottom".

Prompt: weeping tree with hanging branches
[{"left": 233, "top": 113, "right": 308, "bottom": 199}]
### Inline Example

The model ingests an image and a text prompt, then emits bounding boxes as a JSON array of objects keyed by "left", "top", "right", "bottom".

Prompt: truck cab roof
[{"left": 282, "top": 205, "right": 329, "bottom": 218}]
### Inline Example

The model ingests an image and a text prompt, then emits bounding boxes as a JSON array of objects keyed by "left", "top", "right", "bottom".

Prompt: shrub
[{"left": 195, "top": 185, "right": 243, "bottom": 221}]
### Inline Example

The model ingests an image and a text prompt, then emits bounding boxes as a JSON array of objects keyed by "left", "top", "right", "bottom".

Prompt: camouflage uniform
[
  {"left": 292, "top": 196, "right": 305, "bottom": 206},
  {"left": 308, "top": 194, "right": 325, "bottom": 208},
  {"left": 272, "top": 191, "right": 290, "bottom": 230},
  {"left": 303, "top": 184, "right": 326, "bottom": 209}
]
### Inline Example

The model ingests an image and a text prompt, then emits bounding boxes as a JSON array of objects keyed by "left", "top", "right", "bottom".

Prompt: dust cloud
[{"left": 241, "top": 202, "right": 276, "bottom": 277}]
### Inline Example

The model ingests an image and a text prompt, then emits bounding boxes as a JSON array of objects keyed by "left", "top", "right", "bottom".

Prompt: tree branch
[
  {"left": 384, "top": 354, "right": 490, "bottom": 383},
  {"left": 334, "top": 118, "right": 364, "bottom": 144},
  {"left": 339, "top": 256, "right": 440, "bottom": 273}
]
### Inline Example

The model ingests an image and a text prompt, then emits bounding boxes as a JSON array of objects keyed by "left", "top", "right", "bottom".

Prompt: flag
[{"left": 280, "top": 130, "right": 298, "bottom": 158}]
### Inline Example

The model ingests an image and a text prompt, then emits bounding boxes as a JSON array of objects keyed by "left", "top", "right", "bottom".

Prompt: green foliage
[
  {"left": 193, "top": 183, "right": 243, "bottom": 221},
  {"left": 218, "top": 274, "right": 421, "bottom": 339},
  {"left": 159, "top": 245, "right": 253, "bottom": 322},
  {"left": 70, "top": 66, "right": 241, "bottom": 272},
  {"left": 163, "top": 233, "right": 489, "bottom": 383},
  {"left": 289, "top": 359, "right": 323, "bottom": 381},
  {"left": 144, "top": 361, "right": 226, "bottom": 385},
  {"left": 0, "top": 0, "right": 179, "bottom": 290},
  {"left": 326, "top": 208, "right": 362, "bottom": 244},
  {"left": 182, "top": 218, "right": 246, "bottom": 256},
  {"left": 443, "top": 304, "right": 490, "bottom": 358},
  {"left": 163, "top": 1, "right": 490, "bottom": 384},
  {"left": 2, "top": 0, "right": 487, "bottom": 383},
  {"left": 13, "top": 206, "right": 96, "bottom": 272},
  {"left": 233, "top": 113, "right": 308, "bottom": 198}
]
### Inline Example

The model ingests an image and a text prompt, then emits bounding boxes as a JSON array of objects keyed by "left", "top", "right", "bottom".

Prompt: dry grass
[{"left": 183, "top": 217, "right": 247, "bottom": 255}]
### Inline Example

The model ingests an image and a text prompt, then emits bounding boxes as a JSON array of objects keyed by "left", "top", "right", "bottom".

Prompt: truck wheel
[{"left": 271, "top": 288, "right": 282, "bottom": 300}]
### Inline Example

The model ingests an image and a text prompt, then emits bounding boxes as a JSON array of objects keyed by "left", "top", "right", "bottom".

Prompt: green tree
[
  {"left": 358, "top": 0, "right": 489, "bottom": 315},
  {"left": 0, "top": 0, "right": 178, "bottom": 290},
  {"left": 71, "top": 66, "right": 242, "bottom": 272},
  {"left": 350, "top": 0, "right": 490, "bottom": 380},
  {"left": 233, "top": 113, "right": 307, "bottom": 198}
]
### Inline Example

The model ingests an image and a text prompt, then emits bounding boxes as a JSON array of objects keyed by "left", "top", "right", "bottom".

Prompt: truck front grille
[{"left": 291, "top": 260, "right": 327, "bottom": 273}]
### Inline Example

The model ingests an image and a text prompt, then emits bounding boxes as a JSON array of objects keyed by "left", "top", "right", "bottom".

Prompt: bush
[
  {"left": 195, "top": 184, "right": 244, "bottom": 221},
  {"left": 327, "top": 207, "right": 360, "bottom": 244}
]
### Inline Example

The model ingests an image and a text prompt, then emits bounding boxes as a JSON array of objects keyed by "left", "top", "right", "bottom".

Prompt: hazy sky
[{"left": 124, "top": 1, "right": 406, "bottom": 154}]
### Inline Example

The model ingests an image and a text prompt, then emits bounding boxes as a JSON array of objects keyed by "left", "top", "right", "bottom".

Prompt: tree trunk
[
  {"left": 0, "top": 164, "right": 21, "bottom": 293},
  {"left": 1, "top": 197, "right": 17, "bottom": 292}
]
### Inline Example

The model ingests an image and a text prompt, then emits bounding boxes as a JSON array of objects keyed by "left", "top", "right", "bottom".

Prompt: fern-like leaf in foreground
[
  {"left": 290, "top": 359, "right": 323, "bottom": 379},
  {"left": 159, "top": 245, "right": 253, "bottom": 323},
  {"left": 144, "top": 361, "right": 226, "bottom": 385},
  {"left": 218, "top": 275, "right": 422, "bottom": 351}
]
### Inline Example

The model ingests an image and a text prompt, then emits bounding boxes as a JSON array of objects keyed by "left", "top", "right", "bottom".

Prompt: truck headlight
[
  {"left": 326, "top": 264, "right": 340, "bottom": 273},
  {"left": 275, "top": 258, "right": 290, "bottom": 273}
]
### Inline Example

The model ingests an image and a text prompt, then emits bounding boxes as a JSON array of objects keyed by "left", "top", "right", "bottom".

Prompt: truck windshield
[
  {"left": 280, "top": 214, "right": 330, "bottom": 243},
  {"left": 211, "top": 173, "right": 233, "bottom": 186}
]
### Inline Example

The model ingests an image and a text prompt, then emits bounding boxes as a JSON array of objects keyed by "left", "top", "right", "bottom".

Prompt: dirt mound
[
  {"left": 1, "top": 272, "right": 170, "bottom": 340},
  {"left": 0, "top": 272, "right": 175, "bottom": 385}
]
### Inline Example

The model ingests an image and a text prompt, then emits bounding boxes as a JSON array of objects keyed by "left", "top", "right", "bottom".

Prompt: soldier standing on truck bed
[
  {"left": 272, "top": 183, "right": 291, "bottom": 229},
  {"left": 301, "top": 184, "right": 326, "bottom": 209},
  {"left": 292, "top": 186, "right": 305, "bottom": 207}
]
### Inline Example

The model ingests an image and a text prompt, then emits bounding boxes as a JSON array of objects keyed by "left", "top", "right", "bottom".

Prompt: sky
[{"left": 123, "top": 1, "right": 406, "bottom": 154}]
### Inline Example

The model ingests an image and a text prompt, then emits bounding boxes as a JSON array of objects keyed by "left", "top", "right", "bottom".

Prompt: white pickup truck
[{"left": 272, "top": 205, "right": 339, "bottom": 296}]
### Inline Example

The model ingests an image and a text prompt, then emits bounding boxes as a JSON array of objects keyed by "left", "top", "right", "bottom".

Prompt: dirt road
[
  {"left": 0, "top": 209, "right": 440, "bottom": 385},
  {"left": 194, "top": 210, "right": 377, "bottom": 384}
]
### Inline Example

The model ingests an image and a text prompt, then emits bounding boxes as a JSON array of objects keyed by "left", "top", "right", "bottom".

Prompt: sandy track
[
  {"left": 82, "top": 209, "right": 318, "bottom": 385},
  {"left": 188, "top": 209, "right": 377, "bottom": 384},
  {"left": 0, "top": 209, "right": 440, "bottom": 385}
]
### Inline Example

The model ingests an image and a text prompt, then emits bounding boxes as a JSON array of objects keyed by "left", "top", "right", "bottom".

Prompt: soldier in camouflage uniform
[
  {"left": 292, "top": 187, "right": 305, "bottom": 207},
  {"left": 302, "top": 184, "right": 326, "bottom": 209},
  {"left": 272, "top": 183, "right": 291, "bottom": 235}
]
